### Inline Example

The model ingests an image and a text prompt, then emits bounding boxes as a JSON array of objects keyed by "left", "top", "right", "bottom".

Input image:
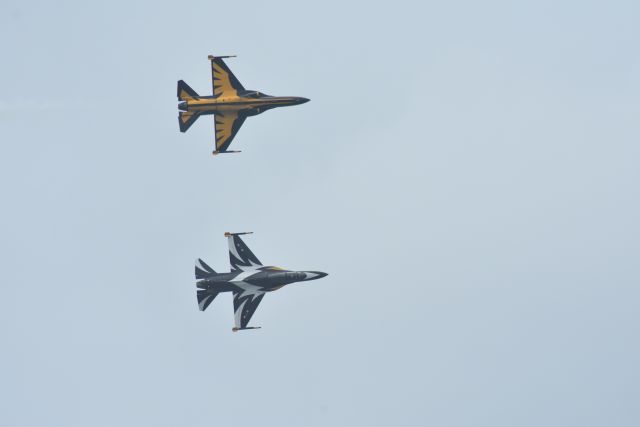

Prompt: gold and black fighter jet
[{"left": 177, "top": 55, "right": 309, "bottom": 155}]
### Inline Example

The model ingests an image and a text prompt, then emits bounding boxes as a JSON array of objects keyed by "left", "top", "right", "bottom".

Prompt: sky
[{"left": 1, "top": 1, "right": 639, "bottom": 426}]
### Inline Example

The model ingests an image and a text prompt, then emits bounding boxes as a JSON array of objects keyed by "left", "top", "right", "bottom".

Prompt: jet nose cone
[
  {"left": 296, "top": 97, "right": 310, "bottom": 105},
  {"left": 304, "top": 271, "right": 328, "bottom": 281}
]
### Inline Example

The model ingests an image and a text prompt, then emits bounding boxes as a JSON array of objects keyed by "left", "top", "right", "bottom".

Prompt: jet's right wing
[
  {"left": 232, "top": 289, "right": 265, "bottom": 331},
  {"left": 214, "top": 111, "right": 247, "bottom": 153},
  {"left": 226, "top": 232, "right": 262, "bottom": 271}
]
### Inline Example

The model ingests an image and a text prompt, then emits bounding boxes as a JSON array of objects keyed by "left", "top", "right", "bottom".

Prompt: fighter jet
[
  {"left": 177, "top": 55, "right": 310, "bottom": 155},
  {"left": 195, "top": 232, "right": 328, "bottom": 331}
]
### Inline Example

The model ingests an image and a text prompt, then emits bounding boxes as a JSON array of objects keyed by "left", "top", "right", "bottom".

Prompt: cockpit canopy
[
  {"left": 242, "top": 90, "right": 271, "bottom": 99},
  {"left": 266, "top": 271, "right": 305, "bottom": 282}
]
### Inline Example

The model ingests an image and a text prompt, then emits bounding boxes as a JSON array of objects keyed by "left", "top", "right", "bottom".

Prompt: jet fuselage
[
  {"left": 197, "top": 266, "right": 327, "bottom": 295},
  {"left": 178, "top": 93, "right": 309, "bottom": 116}
]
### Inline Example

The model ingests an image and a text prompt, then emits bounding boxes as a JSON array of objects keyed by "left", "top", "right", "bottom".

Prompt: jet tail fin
[
  {"left": 178, "top": 111, "right": 201, "bottom": 132},
  {"left": 195, "top": 259, "right": 218, "bottom": 311}
]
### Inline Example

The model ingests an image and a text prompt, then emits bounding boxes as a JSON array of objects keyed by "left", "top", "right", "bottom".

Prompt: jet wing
[
  {"left": 214, "top": 112, "right": 247, "bottom": 153},
  {"left": 210, "top": 56, "right": 245, "bottom": 99},
  {"left": 226, "top": 232, "right": 262, "bottom": 271},
  {"left": 233, "top": 289, "right": 265, "bottom": 330}
]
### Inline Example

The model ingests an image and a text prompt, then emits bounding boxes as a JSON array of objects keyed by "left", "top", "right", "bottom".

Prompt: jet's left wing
[
  {"left": 225, "top": 232, "right": 262, "bottom": 271},
  {"left": 214, "top": 112, "right": 247, "bottom": 153},
  {"left": 232, "top": 290, "right": 265, "bottom": 331},
  {"left": 209, "top": 55, "right": 245, "bottom": 99}
]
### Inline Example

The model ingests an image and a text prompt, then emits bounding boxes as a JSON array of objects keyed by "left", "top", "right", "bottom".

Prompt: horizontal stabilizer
[
  {"left": 232, "top": 326, "right": 261, "bottom": 332},
  {"left": 197, "top": 290, "right": 218, "bottom": 312},
  {"left": 177, "top": 80, "right": 199, "bottom": 101},
  {"left": 178, "top": 111, "right": 201, "bottom": 132},
  {"left": 208, "top": 54, "right": 237, "bottom": 60},
  {"left": 195, "top": 258, "right": 216, "bottom": 279}
]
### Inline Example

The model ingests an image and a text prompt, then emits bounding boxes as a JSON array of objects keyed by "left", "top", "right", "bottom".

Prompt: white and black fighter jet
[{"left": 195, "top": 232, "right": 328, "bottom": 331}]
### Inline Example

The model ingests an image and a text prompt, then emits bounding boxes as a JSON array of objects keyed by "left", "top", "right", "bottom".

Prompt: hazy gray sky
[{"left": 1, "top": 1, "right": 639, "bottom": 426}]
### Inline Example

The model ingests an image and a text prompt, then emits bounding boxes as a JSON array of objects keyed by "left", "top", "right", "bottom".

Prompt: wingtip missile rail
[
  {"left": 224, "top": 231, "right": 254, "bottom": 237},
  {"left": 212, "top": 150, "right": 242, "bottom": 156},
  {"left": 208, "top": 54, "right": 237, "bottom": 60}
]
